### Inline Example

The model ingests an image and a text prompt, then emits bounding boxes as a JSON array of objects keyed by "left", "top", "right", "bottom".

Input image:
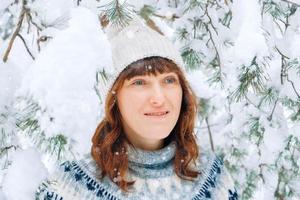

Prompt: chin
[{"left": 145, "top": 130, "right": 172, "bottom": 140}]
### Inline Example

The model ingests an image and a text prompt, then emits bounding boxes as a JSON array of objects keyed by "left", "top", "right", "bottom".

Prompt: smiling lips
[{"left": 144, "top": 111, "right": 169, "bottom": 116}]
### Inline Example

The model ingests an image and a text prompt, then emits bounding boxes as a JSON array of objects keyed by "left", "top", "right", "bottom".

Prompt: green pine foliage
[
  {"left": 0, "top": 106, "right": 18, "bottom": 170},
  {"left": 138, "top": 5, "right": 156, "bottom": 20},
  {"left": 230, "top": 56, "right": 267, "bottom": 102},
  {"left": 181, "top": 45, "right": 203, "bottom": 70},
  {"left": 15, "top": 97, "right": 71, "bottom": 161},
  {"left": 241, "top": 170, "right": 260, "bottom": 200},
  {"left": 99, "top": 0, "right": 134, "bottom": 28},
  {"left": 166, "top": 0, "right": 300, "bottom": 199},
  {"left": 1, "top": 0, "right": 300, "bottom": 199},
  {"left": 274, "top": 135, "right": 300, "bottom": 198}
]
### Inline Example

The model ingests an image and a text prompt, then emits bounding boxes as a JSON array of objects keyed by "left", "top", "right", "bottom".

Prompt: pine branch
[
  {"left": 276, "top": 46, "right": 289, "bottom": 84},
  {"left": 258, "top": 87, "right": 278, "bottom": 108},
  {"left": 258, "top": 163, "right": 268, "bottom": 183},
  {"left": 15, "top": 97, "right": 72, "bottom": 161},
  {"left": 183, "top": 0, "right": 206, "bottom": 13},
  {"left": 287, "top": 76, "right": 300, "bottom": 98},
  {"left": 99, "top": 0, "right": 134, "bottom": 28},
  {"left": 245, "top": 95, "right": 261, "bottom": 111},
  {"left": 273, "top": 135, "right": 300, "bottom": 198},
  {"left": 176, "top": 27, "right": 189, "bottom": 41},
  {"left": 262, "top": 0, "right": 297, "bottom": 33},
  {"left": 0, "top": 145, "right": 18, "bottom": 156},
  {"left": 2, "top": 0, "right": 26, "bottom": 62},
  {"left": 231, "top": 57, "right": 266, "bottom": 102},
  {"left": 205, "top": 23, "right": 220, "bottom": 64},
  {"left": 17, "top": 33, "right": 35, "bottom": 60},
  {"left": 241, "top": 170, "right": 259, "bottom": 199},
  {"left": 25, "top": 10, "right": 43, "bottom": 32},
  {"left": 138, "top": 5, "right": 179, "bottom": 21},
  {"left": 205, "top": 117, "right": 215, "bottom": 152},
  {"left": 181, "top": 45, "right": 202, "bottom": 70},
  {"left": 248, "top": 116, "right": 265, "bottom": 146},
  {"left": 273, "top": 19, "right": 285, "bottom": 35},
  {"left": 220, "top": 10, "right": 232, "bottom": 27},
  {"left": 202, "top": 2, "right": 222, "bottom": 81},
  {"left": 267, "top": 98, "right": 279, "bottom": 121},
  {"left": 136, "top": 5, "right": 178, "bottom": 35},
  {"left": 276, "top": 46, "right": 300, "bottom": 98},
  {"left": 136, "top": 8, "right": 164, "bottom": 35},
  {"left": 46, "top": 134, "right": 67, "bottom": 160},
  {"left": 203, "top": 3, "right": 218, "bottom": 36},
  {"left": 281, "top": 0, "right": 300, "bottom": 7},
  {"left": 207, "top": 61, "right": 224, "bottom": 86}
]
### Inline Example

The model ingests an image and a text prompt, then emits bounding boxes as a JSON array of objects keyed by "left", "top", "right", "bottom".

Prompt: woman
[{"left": 36, "top": 16, "right": 238, "bottom": 200}]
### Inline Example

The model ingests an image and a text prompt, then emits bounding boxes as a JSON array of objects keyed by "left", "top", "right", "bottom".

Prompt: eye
[
  {"left": 164, "top": 77, "right": 177, "bottom": 84},
  {"left": 132, "top": 79, "right": 145, "bottom": 86}
]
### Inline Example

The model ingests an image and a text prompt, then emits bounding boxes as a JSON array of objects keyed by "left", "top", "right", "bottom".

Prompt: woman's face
[{"left": 117, "top": 71, "right": 183, "bottom": 151}]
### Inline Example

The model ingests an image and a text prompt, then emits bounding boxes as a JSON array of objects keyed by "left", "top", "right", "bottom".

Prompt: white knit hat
[{"left": 100, "top": 16, "right": 185, "bottom": 102}]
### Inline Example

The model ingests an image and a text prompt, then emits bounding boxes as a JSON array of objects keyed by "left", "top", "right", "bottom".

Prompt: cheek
[
  {"left": 118, "top": 92, "right": 145, "bottom": 115},
  {"left": 172, "top": 89, "right": 183, "bottom": 109}
]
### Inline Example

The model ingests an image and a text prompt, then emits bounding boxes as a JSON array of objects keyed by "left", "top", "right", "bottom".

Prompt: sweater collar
[
  {"left": 79, "top": 141, "right": 177, "bottom": 179},
  {"left": 127, "top": 141, "right": 176, "bottom": 166}
]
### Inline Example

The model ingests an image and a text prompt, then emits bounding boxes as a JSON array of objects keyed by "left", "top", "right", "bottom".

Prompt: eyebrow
[{"left": 129, "top": 73, "right": 178, "bottom": 80}]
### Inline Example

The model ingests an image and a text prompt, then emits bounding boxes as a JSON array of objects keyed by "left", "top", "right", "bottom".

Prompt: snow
[
  {"left": 0, "top": 61, "right": 16, "bottom": 112},
  {"left": 290, "top": 122, "right": 300, "bottom": 138},
  {"left": 2, "top": 148, "right": 48, "bottom": 200},
  {"left": 16, "top": 7, "right": 112, "bottom": 155},
  {"left": 225, "top": 0, "right": 269, "bottom": 66},
  {"left": 0, "top": 56, "right": 29, "bottom": 114},
  {"left": 0, "top": 191, "right": 6, "bottom": 200},
  {"left": 151, "top": 16, "right": 175, "bottom": 39},
  {"left": 0, "top": 0, "right": 300, "bottom": 199},
  {"left": 0, "top": 0, "right": 13, "bottom": 12},
  {"left": 29, "top": 0, "right": 74, "bottom": 29}
]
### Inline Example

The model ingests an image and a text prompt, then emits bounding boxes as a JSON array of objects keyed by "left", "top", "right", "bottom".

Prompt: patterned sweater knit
[{"left": 36, "top": 142, "right": 238, "bottom": 200}]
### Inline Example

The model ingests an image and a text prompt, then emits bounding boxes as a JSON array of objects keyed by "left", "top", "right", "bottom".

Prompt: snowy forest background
[{"left": 1, "top": 0, "right": 300, "bottom": 199}]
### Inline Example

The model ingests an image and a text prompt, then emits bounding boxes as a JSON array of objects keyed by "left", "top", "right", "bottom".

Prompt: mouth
[{"left": 144, "top": 111, "right": 169, "bottom": 117}]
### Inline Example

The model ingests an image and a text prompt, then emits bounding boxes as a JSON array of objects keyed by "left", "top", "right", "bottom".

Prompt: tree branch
[
  {"left": 0, "top": 145, "right": 18, "bottom": 156},
  {"left": 281, "top": 0, "right": 300, "bottom": 7},
  {"left": 205, "top": 117, "right": 215, "bottom": 152},
  {"left": 267, "top": 99, "right": 278, "bottom": 121},
  {"left": 275, "top": 46, "right": 289, "bottom": 85},
  {"left": 2, "top": 0, "right": 26, "bottom": 62},
  {"left": 202, "top": 2, "right": 222, "bottom": 84},
  {"left": 245, "top": 95, "right": 268, "bottom": 115},
  {"left": 204, "top": 4, "right": 218, "bottom": 36},
  {"left": 287, "top": 76, "right": 300, "bottom": 98},
  {"left": 17, "top": 33, "right": 35, "bottom": 60},
  {"left": 206, "top": 24, "right": 221, "bottom": 67},
  {"left": 25, "top": 10, "right": 43, "bottom": 32},
  {"left": 258, "top": 163, "right": 268, "bottom": 183}
]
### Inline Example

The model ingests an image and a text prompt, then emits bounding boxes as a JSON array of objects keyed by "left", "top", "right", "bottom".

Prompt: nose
[{"left": 149, "top": 84, "right": 165, "bottom": 107}]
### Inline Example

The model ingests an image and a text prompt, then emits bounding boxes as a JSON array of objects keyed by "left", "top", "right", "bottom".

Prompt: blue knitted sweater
[{"left": 36, "top": 142, "right": 238, "bottom": 200}]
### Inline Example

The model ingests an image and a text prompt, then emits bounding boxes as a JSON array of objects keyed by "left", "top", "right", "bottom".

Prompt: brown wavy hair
[{"left": 91, "top": 56, "right": 199, "bottom": 191}]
